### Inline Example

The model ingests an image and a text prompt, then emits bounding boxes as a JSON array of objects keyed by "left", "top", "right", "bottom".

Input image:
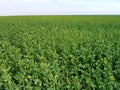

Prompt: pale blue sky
[{"left": 0, "top": 0, "right": 120, "bottom": 15}]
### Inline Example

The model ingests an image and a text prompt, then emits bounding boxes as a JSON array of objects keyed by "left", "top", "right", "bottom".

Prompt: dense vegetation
[{"left": 0, "top": 16, "right": 120, "bottom": 90}]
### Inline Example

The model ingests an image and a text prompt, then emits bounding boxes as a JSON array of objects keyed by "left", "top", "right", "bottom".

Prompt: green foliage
[{"left": 0, "top": 16, "right": 120, "bottom": 90}]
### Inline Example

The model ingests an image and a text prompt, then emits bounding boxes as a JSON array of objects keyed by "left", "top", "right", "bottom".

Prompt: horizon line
[{"left": 0, "top": 14, "right": 120, "bottom": 17}]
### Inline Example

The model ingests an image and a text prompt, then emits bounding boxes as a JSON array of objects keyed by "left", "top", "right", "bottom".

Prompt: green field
[{"left": 0, "top": 16, "right": 120, "bottom": 90}]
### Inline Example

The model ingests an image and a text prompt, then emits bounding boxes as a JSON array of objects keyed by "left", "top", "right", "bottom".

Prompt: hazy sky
[{"left": 0, "top": 0, "right": 120, "bottom": 15}]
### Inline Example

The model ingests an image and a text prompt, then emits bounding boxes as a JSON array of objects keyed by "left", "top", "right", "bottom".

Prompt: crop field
[{"left": 0, "top": 16, "right": 120, "bottom": 90}]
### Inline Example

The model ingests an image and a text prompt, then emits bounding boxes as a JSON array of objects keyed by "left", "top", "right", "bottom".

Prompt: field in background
[{"left": 0, "top": 16, "right": 120, "bottom": 89}]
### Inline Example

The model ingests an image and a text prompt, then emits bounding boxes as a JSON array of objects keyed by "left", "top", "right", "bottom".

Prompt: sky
[{"left": 0, "top": 0, "right": 120, "bottom": 15}]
